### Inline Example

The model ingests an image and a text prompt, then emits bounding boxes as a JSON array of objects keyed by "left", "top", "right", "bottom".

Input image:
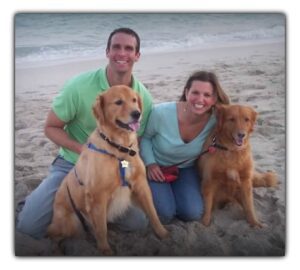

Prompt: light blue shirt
[{"left": 140, "top": 101, "right": 216, "bottom": 168}]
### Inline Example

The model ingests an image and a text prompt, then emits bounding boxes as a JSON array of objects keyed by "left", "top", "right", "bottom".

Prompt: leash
[
  {"left": 166, "top": 135, "right": 228, "bottom": 167},
  {"left": 67, "top": 133, "right": 134, "bottom": 233},
  {"left": 73, "top": 167, "right": 84, "bottom": 186},
  {"left": 66, "top": 183, "right": 89, "bottom": 232},
  {"left": 68, "top": 141, "right": 131, "bottom": 232}
]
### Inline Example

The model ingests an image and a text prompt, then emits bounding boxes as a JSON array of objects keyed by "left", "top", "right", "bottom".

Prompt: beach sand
[{"left": 14, "top": 41, "right": 286, "bottom": 256}]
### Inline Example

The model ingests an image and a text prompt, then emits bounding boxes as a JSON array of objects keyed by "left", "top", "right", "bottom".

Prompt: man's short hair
[{"left": 106, "top": 28, "right": 140, "bottom": 53}]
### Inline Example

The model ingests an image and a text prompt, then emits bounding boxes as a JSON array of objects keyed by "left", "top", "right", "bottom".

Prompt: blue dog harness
[
  {"left": 86, "top": 142, "right": 129, "bottom": 187},
  {"left": 73, "top": 143, "right": 129, "bottom": 187},
  {"left": 68, "top": 134, "right": 133, "bottom": 231}
]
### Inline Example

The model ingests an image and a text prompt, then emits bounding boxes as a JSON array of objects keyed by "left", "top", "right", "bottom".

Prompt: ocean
[{"left": 15, "top": 13, "right": 285, "bottom": 68}]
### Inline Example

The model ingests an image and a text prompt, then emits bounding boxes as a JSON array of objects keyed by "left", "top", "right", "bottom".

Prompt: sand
[{"left": 14, "top": 41, "right": 285, "bottom": 256}]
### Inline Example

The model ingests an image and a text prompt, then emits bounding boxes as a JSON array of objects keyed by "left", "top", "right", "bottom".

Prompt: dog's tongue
[
  {"left": 235, "top": 137, "right": 243, "bottom": 146},
  {"left": 129, "top": 121, "right": 140, "bottom": 132}
]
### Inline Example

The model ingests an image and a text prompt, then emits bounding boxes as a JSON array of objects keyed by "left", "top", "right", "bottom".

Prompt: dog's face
[
  {"left": 93, "top": 85, "right": 142, "bottom": 132},
  {"left": 216, "top": 104, "right": 257, "bottom": 148}
]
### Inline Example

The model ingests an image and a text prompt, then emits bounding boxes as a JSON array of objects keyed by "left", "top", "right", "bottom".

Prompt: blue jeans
[
  {"left": 16, "top": 156, "right": 148, "bottom": 239},
  {"left": 148, "top": 166, "right": 203, "bottom": 224}
]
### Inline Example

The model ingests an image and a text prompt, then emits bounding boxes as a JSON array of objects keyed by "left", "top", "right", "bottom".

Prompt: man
[{"left": 17, "top": 28, "right": 152, "bottom": 239}]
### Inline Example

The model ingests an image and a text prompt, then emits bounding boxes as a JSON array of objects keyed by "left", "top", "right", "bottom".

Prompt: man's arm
[{"left": 44, "top": 109, "right": 83, "bottom": 154}]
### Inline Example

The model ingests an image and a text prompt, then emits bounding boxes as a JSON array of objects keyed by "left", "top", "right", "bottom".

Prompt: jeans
[
  {"left": 16, "top": 156, "right": 148, "bottom": 239},
  {"left": 148, "top": 166, "right": 203, "bottom": 224}
]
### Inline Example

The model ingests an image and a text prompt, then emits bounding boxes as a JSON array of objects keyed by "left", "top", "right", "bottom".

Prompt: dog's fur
[
  {"left": 47, "top": 85, "right": 168, "bottom": 255},
  {"left": 197, "top": 104, "right": 277, "bottom": 228}
]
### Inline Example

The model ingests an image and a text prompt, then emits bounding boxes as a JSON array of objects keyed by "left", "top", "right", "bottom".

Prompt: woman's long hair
[{"left": 179, "top": 71, "right": 230, "bottom": 105}]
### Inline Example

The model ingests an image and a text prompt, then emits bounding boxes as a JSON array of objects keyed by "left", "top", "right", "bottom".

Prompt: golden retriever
[
  {"left": 47, "top": 85, "right": 168, "bottom": 255},
  {"left": 197, "top": 104, "right": 277, "bottom": 228}
]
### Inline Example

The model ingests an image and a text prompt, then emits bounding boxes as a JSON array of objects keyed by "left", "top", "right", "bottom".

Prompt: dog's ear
[
  {"left": 137, "top": 94, "right": 143, "bottom": 113},
  {"left": 215, "top": 104, "right": 226, "bottom": 132},
  {"left": 249, "top": 107, "right": 258, "bottom": 132},
  {"left": 93, "top": 94, "right": 105, "bottom": 125}
]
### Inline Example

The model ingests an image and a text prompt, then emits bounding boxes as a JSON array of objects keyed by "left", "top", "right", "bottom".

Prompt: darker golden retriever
[
  {"left": 197, "top": 104, "right": 277, "bottom": 228},
  {"left": 47, "top": 85, "right": 168, "bottom": 255}
]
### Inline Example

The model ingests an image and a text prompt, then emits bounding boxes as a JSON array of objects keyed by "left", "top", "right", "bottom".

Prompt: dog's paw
[
  {"left": 157, "top": 227, "right": 169, "bottom": 239},
  {"left": 98, "top": 243, "right": 113, "bottom": 256},
  {"left": 100, "top": 247, "right": 114, "bottom": 256},
  {"left": 249, "top": 220, "right": 264, "bottom": 229},
  {"left": 201, "top": 215, "right": 211, "bottom": 227}
]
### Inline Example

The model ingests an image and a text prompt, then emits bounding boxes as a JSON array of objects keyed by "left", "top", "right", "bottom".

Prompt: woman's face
[{"left": 185, "top": 80, "right": 217, "bottom": 115}]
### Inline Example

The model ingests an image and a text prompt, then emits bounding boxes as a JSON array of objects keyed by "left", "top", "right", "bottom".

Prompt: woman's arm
[{"left": 140, "top": 107, "right": 165, "bottom": 181}]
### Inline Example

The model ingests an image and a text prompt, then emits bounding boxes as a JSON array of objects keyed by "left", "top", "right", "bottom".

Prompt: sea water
[{"left": 15, "top": 13, "right": 285, "bottom": 68}]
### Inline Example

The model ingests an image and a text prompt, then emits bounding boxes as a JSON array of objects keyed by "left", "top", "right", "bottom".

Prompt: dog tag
[
  {"left": 121, "top": 160, "right": 129, "bottom": 168},
  {"left": 208, "top": 146, "right": 217, "bottom": 153}
]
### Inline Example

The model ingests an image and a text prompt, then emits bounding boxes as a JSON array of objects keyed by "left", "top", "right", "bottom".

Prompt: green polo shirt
[{"left": 52, "top": 67, "right": 153, "bottom": 164}]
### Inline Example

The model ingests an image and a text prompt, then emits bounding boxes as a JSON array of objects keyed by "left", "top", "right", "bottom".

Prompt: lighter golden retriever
[
  {"left": 47, "top": 85, "right": 168, "bottom": 255},
  {"left": 197, "top": 104, "right": 277, "bottom": 228}
]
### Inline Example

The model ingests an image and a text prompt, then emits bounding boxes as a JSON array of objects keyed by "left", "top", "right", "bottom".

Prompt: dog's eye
[
  {"left": 228, "top": 117, "right": 235, "bottom": 122},
  {"left": 244, "top": 117, "right": 250, "bottom": 122},
  {"left": 115, "top": 99, "right": 123, "bottom": 106},
  {"left": 132, "top": 98, "right": 137, "bottom": 103}
]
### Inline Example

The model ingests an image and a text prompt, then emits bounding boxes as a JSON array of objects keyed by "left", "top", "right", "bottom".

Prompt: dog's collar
[
  {"left": 199, "top": 135, "right": 228, "bottom": 157},
  {"left": 97, "top": 130, "right": 137, "bottom": 157},
  {"left": 211, "top": 135, "right": 229, "bottom": 151}
]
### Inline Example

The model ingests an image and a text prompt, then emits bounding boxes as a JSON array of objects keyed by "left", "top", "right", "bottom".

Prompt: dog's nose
[
  {"left": 131, "top": 110, "right": 141, "bottom": 120},
  {"left": 238, "top": 132, "right": 245, "bottom": 139}
]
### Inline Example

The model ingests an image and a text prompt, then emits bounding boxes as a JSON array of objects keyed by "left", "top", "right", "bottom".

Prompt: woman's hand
[{"left": 146, "top": 163, "right": 165, "bottom": 182}]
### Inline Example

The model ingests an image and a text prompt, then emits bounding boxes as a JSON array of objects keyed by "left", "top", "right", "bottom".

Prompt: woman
[{"left": 140, "top": 71, "right": 230, "bottom": 224}]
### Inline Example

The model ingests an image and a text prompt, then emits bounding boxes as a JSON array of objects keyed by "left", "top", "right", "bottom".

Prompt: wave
[{"left": 15, "top": 13, "right": 285, "bottom": 66}]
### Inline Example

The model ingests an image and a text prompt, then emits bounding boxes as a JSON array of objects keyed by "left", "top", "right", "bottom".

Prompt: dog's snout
[
  {"left": 131, "top": 110, "right": 141, "bottom": 120},
  {"left": 238, "top": 132, "right": 246, "bottom": 139}
]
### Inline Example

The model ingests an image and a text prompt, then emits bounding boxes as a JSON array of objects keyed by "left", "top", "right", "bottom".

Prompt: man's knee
[
  {"left": 16, "top": 157, "right": 72, "bottom": 239},
  {"left": 16, "top": 215, "right": 45, "bottom": 239}
]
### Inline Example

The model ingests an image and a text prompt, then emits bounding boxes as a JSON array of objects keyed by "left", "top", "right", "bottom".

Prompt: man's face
[{"left": 106, "top": 32, "right": 140, "bottom": 74}]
